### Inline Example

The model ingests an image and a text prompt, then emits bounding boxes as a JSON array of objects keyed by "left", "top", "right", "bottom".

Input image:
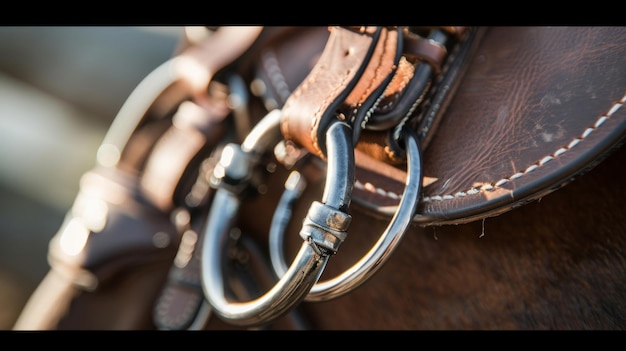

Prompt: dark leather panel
[{"left": 351, "top": 27, "right": 626, "bottom": 225}]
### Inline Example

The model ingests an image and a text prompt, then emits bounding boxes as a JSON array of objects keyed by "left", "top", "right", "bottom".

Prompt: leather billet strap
[{"left": 352, "top": 27, "right": 626, "bottom": 225}]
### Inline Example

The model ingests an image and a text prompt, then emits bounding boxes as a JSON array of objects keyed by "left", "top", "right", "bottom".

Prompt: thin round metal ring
[
  {"left": 96, "top": 56, "right": 194, "bottom": 168},
  {"left": 96, "top": 26, "right": 263, "bottom": 168},
  {"left": 269, "top": 126, "right": 422, "bottom": 301},
  {"left": 200, "top": 109, "right": 355, "bottom": 327}
]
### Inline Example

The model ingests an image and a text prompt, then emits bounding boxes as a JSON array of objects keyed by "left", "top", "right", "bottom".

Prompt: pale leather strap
[{"left": 280, "top": 26, "right": 399, "bottom": 159}]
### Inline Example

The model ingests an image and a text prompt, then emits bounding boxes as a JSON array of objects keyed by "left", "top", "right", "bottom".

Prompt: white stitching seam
[
  {"left": 355, "top": 93, "right": 626, "bottom": 203},
  {"left": 263, "top": 42, "right": 626, "bottom": 205}
]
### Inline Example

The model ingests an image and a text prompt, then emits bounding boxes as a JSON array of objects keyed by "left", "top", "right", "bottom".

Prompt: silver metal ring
[
  {"left": 96, "top": 57, "right": 192, "bottom": 168},
  {"left": 96, "top": 26, "right": 263, "bottom": 168},
  {"left": 269, "top": 126, "right": 422, "bottom": 301},
  {"left": 200, "top": 109, "right": 355, "bottom": 327}
]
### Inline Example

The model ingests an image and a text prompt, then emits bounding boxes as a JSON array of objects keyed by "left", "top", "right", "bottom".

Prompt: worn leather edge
[{"left": 349, "top": 27, "right": 626, "bottom": 226}]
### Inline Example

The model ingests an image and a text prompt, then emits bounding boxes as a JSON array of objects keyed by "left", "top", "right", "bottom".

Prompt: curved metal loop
[
  {"left": 200, "top": 109, "right": 355, "bottom": 327},
  {"left": 96, "top": 26, "right": 263, "bottom": 168},
  {"left": 269, "top": 126, "right": 422, "bottom": 301},
  {"left": 96, "top": 56, "right": 195, "bottom": 168}
]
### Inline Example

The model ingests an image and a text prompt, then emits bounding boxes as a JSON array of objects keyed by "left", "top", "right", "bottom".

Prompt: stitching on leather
[
  {"left": 356, "top": 93, "right": 626, "bottom": 203},
  {"left": 392, "top": 29, "right": 463, "bottom": 144},
  {"left": 358, "top": 31, "right": 391, "bottom": 129},
  {"left": 355, "top": 179, "right": 401, "bottom": 200},
  {"left": 310, "top": 68, "right": 349, "bottom": 155},
  {"left": 280, "top": 31, "right": 352, "bottom": 156},
  {"left": 271, "top": 29, "right": 625, "bottom": 206},
  {"left": 154, "top": 285, "right": 195, "bottom": 327},
  {"left": 261, "top": 49, "right": 292, "bottom": 103},
  {"left": 376, "top": 57, "right": 411, "bottom": 113}
]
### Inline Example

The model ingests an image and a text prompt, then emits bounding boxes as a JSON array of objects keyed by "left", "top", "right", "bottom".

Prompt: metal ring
[
  {"left": 96, "top": 56, "right": 195, "bottom": 168},
  {"left": 96, "top": 26, "right": 263, "bottom": 168},
  {"left": 269, "top": 126, "right": 422, "bottom": 301},
  {"left": 200, "top": 109, "right": 355, "bottom": 327}
]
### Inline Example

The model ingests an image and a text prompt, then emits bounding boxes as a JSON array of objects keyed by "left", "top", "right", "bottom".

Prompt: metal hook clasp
[{"left": 200, "top": 109, "right": 355, "bottom": 327}]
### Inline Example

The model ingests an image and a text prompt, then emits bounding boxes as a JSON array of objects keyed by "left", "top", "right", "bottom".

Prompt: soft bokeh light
[{"left": 58, "top": 217, "right": 90, "bottom": 257}]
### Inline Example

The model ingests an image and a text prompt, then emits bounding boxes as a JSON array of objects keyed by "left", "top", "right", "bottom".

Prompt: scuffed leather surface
[{"left": 351, "top": 27, "right": 626, "bottom": 225}]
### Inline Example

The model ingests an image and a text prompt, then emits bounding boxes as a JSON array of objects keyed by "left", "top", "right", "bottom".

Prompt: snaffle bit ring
[
  {"left": 269, "top": 126, "right": 422, "bottom": 301},
  {"left": 200, "top": 109, "right": 355, "bottom": 327}
]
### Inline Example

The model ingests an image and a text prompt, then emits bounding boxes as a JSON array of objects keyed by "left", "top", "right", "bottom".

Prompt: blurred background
[{"left": 0, "top": 26, "right": 185, "bottom": 329}]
